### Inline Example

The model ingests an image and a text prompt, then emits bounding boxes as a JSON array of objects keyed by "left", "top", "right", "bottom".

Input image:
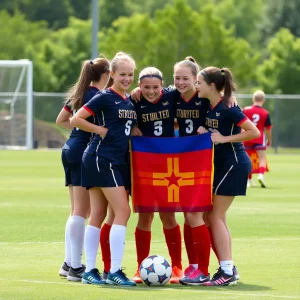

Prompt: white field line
[
  {"left": 1, "top": 237, "right": 300, "bottom": 246},
  {"left": 0, "top": 279, "right": 298, "bottom": 299}
]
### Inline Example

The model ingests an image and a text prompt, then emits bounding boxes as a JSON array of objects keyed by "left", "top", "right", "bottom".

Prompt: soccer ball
[{"left": 139, "top": 255, "right": 172, "bottom": 286}]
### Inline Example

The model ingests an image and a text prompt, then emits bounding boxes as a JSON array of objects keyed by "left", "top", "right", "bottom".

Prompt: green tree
[
  {"left": 0, "top": 0, "right": 74, "bottom": 29},
  {"left": 262, "top": 0, "right": 300, "bottom": 40},
  {"left": 0, "top": 10, "right": 49, "bottom": 60},
  {"left": 258, "top": 29, "right": 300, "bottom": 146},
  {"left": 101, "top": 0, "right": 258, "bottom": 87},
  {"left": 100, "top": 0, "right": 130, "bottom": 28}
]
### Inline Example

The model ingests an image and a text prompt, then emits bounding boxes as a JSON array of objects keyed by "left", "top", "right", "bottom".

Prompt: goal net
[{"left": 0, "top": 60, "right": 33, "bottom": 149}]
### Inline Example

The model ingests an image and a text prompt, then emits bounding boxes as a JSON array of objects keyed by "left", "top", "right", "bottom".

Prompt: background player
[
  {"left": 130, "top": 66, "right": 183, "bottom": 284},
  {"left": 71, "top": 52, "right": 137, "bottom": 287},
  {"left": 56, "top": 57, "right": 110, "bottom": 281},
  {"left": 243, "top": 90, "right": 272, "bottom": 188},
  {"left": 196, "top": 66, "right": 260, "bottom": 286}
]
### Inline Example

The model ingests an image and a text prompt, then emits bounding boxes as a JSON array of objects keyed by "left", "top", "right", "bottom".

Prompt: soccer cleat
[
  {"left": 258, "top": 174, "right": 266, "bottom": 188},
  {"left": 102, "top": 271, "right": 108, "bottom": 281},
  {"left": 203, "top": 268, "right": 237, "bottom": 286},
  {"left": 67, "top": 265, "right": 85, "bottom": 281},
  {"left": 169, "top": 266, "right": 183, "bottom": 284},
  {"left": 82, "top": 268, "right": 107, "bottom": 285},
  {"left": 247, "top": 179, "right": 256, "bottom": 188},
  {"left": 233, "top": 266, "right": 240, "bottom": 281},
  {"left": 179, "top": 268, "right": 210, "bottom": 285},
  {"left": 132, "top": 270, "right": 143, "bottom": 284},
  {"left": 107, "top": 269, "right": 136, "bottom": 286},
  {"left": 213, "top": 266, "right": 240, "bottom": 281},
  {"left": 59, "top": 262, "right": 70, "bottom": 277},
  {"left": 181, "top": 265, "right": 197, "bottom": 281}
]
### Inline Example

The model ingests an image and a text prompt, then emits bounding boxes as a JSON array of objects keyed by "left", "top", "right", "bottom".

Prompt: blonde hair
[
  {"left": 138, "top": 67, "right": 163, "bottom": 83},
  {"left": 66, "top": 56, "right": 110, "bottom": 110},
  {"left": 253, "top": 90, "right": 265, "bottom": 102},
  {"left": 105, "top": 52, "right": 136, "bottom": 88},
  {"left": 174, "top": 56, "right": 200, "bottom": 76}
]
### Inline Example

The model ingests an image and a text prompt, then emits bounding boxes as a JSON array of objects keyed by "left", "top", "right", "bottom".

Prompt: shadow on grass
[{"left": 99, "top": 282, "right": 272, "bottom": 292}]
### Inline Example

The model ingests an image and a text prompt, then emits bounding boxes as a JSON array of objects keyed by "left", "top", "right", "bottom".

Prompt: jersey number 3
[
  {"left": 154, "top": 120, "right": 163, "bottom": 136},
  {"left": 185, "top": 119, "right": 193, "bottom": 134}
]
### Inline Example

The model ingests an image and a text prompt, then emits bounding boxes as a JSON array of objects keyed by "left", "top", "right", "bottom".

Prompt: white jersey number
[
  {"left": 154, "top": 120, "right": 163, "bottom": 136},
  {"left": 185, "top": 119, "right": 193, "bottom": 134},
  {"left": 125, "top": 120, "right": 132, "bottom": 136},
  {"left": 252, "top": 114, "right": 260, "bottom": 126}
]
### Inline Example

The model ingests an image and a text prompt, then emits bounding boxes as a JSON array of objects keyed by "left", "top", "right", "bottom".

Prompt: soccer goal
[{"left": 0, "top": 60, "right": 33, "bottom": 150}]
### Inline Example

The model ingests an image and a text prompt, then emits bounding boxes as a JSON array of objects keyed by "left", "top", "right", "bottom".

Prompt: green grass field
[{"left": 0, "top": 150, "right": 299, "bottom": 300}]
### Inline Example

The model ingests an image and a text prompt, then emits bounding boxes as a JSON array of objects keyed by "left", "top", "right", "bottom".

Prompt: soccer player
[
  {"left": 130, "top": 67, "right": 183, "bottom": 284},
  {"left": 243, "top": 90, "right": 272, "bottom": 188},
  {"left": 173, "top": 57, "right": 212, "bottom": 285},
  {"left": 56, "top": 57, "right": 110, "bottom": 281},
  {"left": 196, "top": 66, "right": 260, "bottom": 286},
  {"left": 70, "top": 52, "right": 137, "bottom": 287}
]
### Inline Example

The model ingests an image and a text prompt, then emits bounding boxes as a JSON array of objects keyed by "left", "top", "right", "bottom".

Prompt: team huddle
[{"left": 56, "top": 51, "right": 270, "bottom": 287}]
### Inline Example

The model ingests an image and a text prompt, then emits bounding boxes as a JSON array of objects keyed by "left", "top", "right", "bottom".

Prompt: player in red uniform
[{"left": 243, "top": 90, "right": 272, "bottom": 188}]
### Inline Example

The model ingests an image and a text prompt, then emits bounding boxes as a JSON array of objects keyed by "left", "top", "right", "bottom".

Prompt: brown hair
[
  {"left": 66, "top": 56, "right": 110, "bottom": 110},
  {"left": 174, "top": 56, "right": 200, "bottom": 76},
  {"left": 105, "top": 51, "right": 136, "bottom": 89},
  {"left": 200, "top": 67, "right": 236, "bottom": 107}
]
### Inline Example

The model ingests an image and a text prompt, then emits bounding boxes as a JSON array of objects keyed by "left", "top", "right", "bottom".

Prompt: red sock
[
  {"left": 100, "top": 223, "right": 111, "bottom": 273},
  {"left": 163, "top": 224, "right": 182, "bottom": 269},
  {"left": 208, "top": 226, "right": 219, "bottom": 263},
  {"left": 192, "top": 225, "right": 211, "bottom": 276},
  {"left": 259, "top": 167, "right": 265, "bottom": 174},
  {"left": 248, "top": 173, "right": 252, "bottom": 180},
  {"left": 135, "top": 227, "right": 151, "bottom": 268},
  {"left": 184, "top": 224, "right": 197, "bottom": 265}
]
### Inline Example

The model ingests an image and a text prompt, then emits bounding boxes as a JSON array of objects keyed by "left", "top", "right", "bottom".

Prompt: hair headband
[
  {"left": 200, "top": 70, "right": 212, "bottom": 84},
  {"left": 139, "top": 74, "right": 163, "bottom": 81}
]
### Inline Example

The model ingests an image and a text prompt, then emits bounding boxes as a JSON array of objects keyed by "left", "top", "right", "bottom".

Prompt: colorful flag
[
  {"left": 246, "top": 149, "right": 269, "bottom": 173},
  {"left": 130, "top": 133, "right": 213, "bottom": 213}
]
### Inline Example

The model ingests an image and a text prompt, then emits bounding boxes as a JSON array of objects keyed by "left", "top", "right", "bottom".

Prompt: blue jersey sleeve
[
  {"left": 227, "top": 106, "right": 248, "bottom": 126},
  {"left": 64, "top": 100, "right": 72, "bottom": 113},
  {"left": 83, "top": 92, "right": 105, "bottom": 115}
]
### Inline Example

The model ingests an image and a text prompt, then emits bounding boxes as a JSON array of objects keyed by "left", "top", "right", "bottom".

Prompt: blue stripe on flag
[{"left": 131, "top": 133, "right": 212, "bottom": 154}]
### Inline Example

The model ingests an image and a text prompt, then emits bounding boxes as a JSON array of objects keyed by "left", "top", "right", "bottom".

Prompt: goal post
[{"left": 0, "top": 60, "right": 33, "bottom": 150}]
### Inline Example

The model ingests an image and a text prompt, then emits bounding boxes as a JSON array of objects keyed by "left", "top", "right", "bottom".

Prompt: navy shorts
[
  {"left": 61, "top": 149, "right": 83, "bottom": 186},
  {"left": 82, "top": 152, "right": 130, "bottom": 189},
  {"left": 213, "top": 161, "right": 252, "bottom": 196}
]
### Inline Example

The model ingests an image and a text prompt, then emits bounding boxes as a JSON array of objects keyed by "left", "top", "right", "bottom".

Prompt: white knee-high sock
[
  {"left": 64, "top": 216, "right": 72, "bottom": 266},
  {"left": 84, "top": 225, "right": 100, "bottom": 272},
  {"left": 69, "top": 215, "right": 86, "bottom": 269},
  {"left": 110, "top": 224, "right": 126, "bottom": 273}
]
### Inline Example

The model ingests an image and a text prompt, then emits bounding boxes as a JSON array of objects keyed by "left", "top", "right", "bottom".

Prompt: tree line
[{"left": 1, "top": 0, "right": 300, "bottom": 146}]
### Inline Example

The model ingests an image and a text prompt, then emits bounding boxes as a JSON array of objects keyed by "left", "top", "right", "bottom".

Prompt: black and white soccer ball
[{"left": 139, "top": 255, "right": 172, "bottom": 286}]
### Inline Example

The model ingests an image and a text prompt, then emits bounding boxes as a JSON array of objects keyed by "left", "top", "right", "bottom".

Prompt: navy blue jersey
[
  {"left": 84, "top": 88, "right": 137, "bottom": 164},
  {"left": 204, "top": 100, "right": 249, "bottom": 167},
  {"left": 133, "top": 88, "right": 176, "bottom": 137},
  {"left": 62, "top": 86, "right": 100, "bottom": 152},
  {"left": 176, "top": 91, "right": 209, "bottom": 136}
]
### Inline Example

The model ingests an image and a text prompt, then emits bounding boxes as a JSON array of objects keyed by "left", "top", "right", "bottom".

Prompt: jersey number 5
[
  {"left": 125, "top": 120, "right": 132, "bottom": 136},
  {"left": 252, "top": 114, "right": 260, "bottom": 126}
]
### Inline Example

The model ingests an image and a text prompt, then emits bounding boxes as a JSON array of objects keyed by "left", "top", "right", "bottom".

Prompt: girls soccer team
[{"left": 57, "top": 52, "right": 260, "bottom": 287}]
